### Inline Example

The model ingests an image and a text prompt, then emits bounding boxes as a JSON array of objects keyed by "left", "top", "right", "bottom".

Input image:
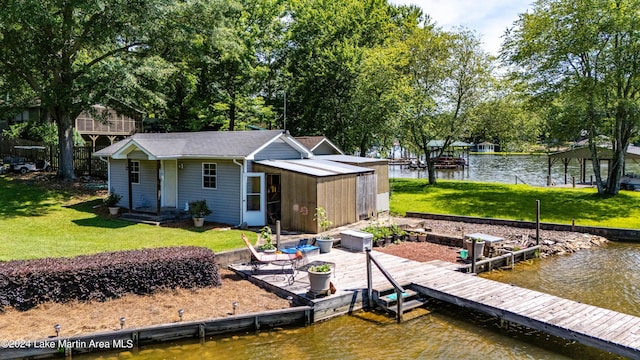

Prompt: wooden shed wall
[
  {"left": 317, "top": 174, "right": 358, "bottom": 228},
  {"left": 368, "top": 162, "right": 389, "bottom": 194},
  {"left": 338, "top": 160, "right": 389, "bottom": 194},
  {"left": 252, "top": 164, "right": 318, "bottom": 233}
]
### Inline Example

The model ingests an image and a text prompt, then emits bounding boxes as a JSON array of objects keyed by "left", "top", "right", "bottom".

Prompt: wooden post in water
[{"left": 536, "top": 200, "right": 540, "bottom": 246}]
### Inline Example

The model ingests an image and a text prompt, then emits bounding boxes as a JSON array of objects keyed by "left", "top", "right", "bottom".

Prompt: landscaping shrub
[{"left": 0, "top": 246, "right": 220, "bottom": 311}]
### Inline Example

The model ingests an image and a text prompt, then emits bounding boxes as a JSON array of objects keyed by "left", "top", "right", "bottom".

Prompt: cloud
[{"left": 389, "top": 0, "right": 531, "bottom": 55}]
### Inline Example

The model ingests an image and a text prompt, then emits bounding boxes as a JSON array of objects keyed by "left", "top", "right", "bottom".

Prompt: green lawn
[
  {"left": 390, "top": 179, "right": 640, "bottom": 229},
  {"left": 0, "top": 176, "right": 253, "bottom": 261}
]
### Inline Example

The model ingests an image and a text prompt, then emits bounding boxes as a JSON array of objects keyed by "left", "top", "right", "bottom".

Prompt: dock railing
[{"left": 366, "top": 249, "right": 406, "bottom": 323}]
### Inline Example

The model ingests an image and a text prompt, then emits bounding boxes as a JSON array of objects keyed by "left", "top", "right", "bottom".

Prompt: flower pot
[
  {"left": 384, "top": 236, "right": 393, "bottom": 246},
  {"left": 417, "top": 234, "right": 427, "bottom": 242},
  {"left": 408, "top": 234, "right": 418, "bottom": 242},
  {"left": 465, "top": 239, "right": 485, "bottom": 260},
  {"left": 316, "top": 237, "right": 334, "bottom": 253},
  {"left": 375, "top": 239, "right": 384, "bottom": 247},
  {"left": 108, "top": 207, "right": 119, "bottom": 216},
  {"left": 308, "top": 269, "right": 333, "bottom": 293},
  {"left": 193, "top": 217, "right": 205, "bottom": 227}
]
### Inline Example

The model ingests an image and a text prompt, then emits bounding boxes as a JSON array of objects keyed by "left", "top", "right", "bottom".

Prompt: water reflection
[
  {"left": 78, "top": 299, "right": 621, "bottom": 360},
  {"left": 390, "top": 154, "right": 640, "bottom": 186}
]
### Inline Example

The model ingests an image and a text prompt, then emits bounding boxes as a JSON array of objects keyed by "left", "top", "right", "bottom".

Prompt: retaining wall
[
  {"left": 0, "top": 307, "right": 311, "bottom": 359},
  {"left": 407, "top": 212, "right": 640, "bottom": 242}
]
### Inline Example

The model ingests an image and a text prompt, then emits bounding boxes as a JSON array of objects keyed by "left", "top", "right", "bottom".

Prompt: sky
[{"left": 389, "top": 0, "right": 533, "bottom": 55}]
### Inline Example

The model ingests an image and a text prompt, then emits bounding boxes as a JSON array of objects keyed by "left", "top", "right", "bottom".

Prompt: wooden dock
[{"left": 230, "top": 248, "right": 640, "bottom": 359}]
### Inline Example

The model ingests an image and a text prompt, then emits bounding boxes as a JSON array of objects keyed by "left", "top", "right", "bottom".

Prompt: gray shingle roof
[{"left": 93, "top": 130, "right": 286, "bottom": 159}]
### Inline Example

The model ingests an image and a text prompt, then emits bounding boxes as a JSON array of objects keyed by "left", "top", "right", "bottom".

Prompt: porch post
[
  {"left": 156, "top": 160, "right": 161, "bottom": 215},
  {"left": 127, "top": 159, "right": 133, "bottom": 212}
]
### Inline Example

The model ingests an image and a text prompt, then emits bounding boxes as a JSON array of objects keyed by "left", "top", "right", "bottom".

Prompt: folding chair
[{"left": 242, "top": 234, "right": 302, "bottom": 284}]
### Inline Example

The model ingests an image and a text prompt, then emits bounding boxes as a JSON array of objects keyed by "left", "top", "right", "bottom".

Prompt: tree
[
  {"left": 503, "top": 0, "right": 640, "bottom": 195},
  {"left": 0, "top": 0, "right": 171, "bottom": 180},
  {"left": 402, "top": 25, "right": 492, "bottom": 184},
  {"left": 467, "top": 79, "right": 542, "bottom": 152},
  {"left": 284, "top": 0, "right": 396, "bottom": 151}
]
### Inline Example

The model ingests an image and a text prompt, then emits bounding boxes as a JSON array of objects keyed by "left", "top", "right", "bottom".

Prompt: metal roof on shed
[{"left": 254, "top": 159, "right": 374, "bottom": 177}]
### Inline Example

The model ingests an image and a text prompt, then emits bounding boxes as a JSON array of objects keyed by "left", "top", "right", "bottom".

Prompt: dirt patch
[{"left": 0, "top": 269, "right": 290, "bottom": 341}]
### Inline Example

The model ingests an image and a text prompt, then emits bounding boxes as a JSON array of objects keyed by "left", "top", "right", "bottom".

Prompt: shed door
[
  {"left": 356, "top": 173, "right": 376, "bottom": 220},
  {"left": 243, "top": 172, "right": 266, "bottom": 226}
]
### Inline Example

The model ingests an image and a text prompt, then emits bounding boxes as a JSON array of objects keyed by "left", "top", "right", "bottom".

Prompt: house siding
[
  {"left": 108, "top": 159, "right": 159, "bottom": 209},
  {"left": 109, "top": 159, "right": 129, "bottom": 207},
  {"left": 253, "top": 139, "right": 301, "bottom": 160},
  {"left": 178, "top": 159, "right": 241, "bottom": 225}
]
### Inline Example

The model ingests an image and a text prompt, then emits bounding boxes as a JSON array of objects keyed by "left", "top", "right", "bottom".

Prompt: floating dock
[{"left": 230, "top": 248, "right": 640, "bottom": 359}]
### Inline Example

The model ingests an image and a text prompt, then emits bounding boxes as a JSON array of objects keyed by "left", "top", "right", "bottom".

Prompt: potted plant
[
  {"left": 314, "top": 207, "right": 334, "bottom": 253},
  {"left": 103, "top": 191, "right": 122, "bottom": 216},
  {"left": 188, "top": 199, "right": 212, "bottom": 227},
  {"left": 256, "top": 226, "right": 276, "bottom": 253},
  {"left": 381, "top": 226, "right": 393, "bottom": 246},
  {"left": 390, "top": 223, "right": 406, "bottom": 242},
  {"left": 307, "top": 263, "right": 333, "bottom": 294},
  {"left": 465, "top": 237, "right": 485, "bottom": 260}
]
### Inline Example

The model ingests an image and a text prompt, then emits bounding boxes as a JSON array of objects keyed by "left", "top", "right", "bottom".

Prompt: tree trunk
[
  {"left": 427, "top": 158, "right": 437, "bottom": 185},
  {"left": 57, "top": 112, "right": 76, "bottom": 180}
]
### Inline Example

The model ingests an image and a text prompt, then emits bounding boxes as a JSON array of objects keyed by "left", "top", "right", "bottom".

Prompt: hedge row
[{"left": 0, "top": 246, "right": 220, "bottom": 311}]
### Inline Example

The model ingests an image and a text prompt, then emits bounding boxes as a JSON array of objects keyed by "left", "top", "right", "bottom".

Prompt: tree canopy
[
  {"left": 8, "top": 0, "right": 621, "bottom": 191},
  {"left": 503, "top": 0, "right": 640, "bottom": 194}
]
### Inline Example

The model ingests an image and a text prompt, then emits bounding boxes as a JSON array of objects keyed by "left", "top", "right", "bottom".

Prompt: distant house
[
  {"left": 1, "top": 104, "right": 143, "bottom": 149},
  {"left": 93, "top": 130, "right": 389, "bottom": 233},
  {"left": 476, "top": 142, "right": 495, "bottom": 153}
]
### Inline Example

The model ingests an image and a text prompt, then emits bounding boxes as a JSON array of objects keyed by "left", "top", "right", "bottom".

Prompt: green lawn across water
[
  {"left": 390, "top": 178, "right": 640, "bottom": 229},
  {"left": 0, "top": 176, "right": 250, "bottom": 261}
]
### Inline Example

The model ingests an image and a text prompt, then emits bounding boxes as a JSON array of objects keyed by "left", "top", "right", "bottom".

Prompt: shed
[
  {"left": 315, "top": 154, "right": 389, "bottom": 213},
  {"left": 252, "top": 159, "right": 376, "bottom": 233}
]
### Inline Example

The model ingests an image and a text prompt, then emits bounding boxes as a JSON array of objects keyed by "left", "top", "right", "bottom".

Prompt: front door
[
  {"left": 243, "top": 172, "right": 265, "bottom": 226},
  {"left": 161, "top": 160, "right": 178, "bottom": 207}
]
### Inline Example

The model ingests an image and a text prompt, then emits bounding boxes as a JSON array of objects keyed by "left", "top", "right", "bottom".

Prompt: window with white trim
[
  {"left": 202, "top": 163, "right": 217, "bottom": 189},
  {"left": 130, "top": 161, "right": 140, "bottom": 184}
]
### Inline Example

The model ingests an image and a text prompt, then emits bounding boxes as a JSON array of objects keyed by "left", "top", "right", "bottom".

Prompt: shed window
[
  {"left": 202, "top": 163, "right": 217, "bottom": 189},
  {"left": 130, "top": 161, "right": 140, "bottom": 184}
]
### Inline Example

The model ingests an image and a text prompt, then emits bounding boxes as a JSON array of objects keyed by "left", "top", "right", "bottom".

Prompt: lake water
[
  {"left": 389, "top": 154, "right": 640, "bottom": 186},
  {"left": 77, "top": 243, "right": 640, "bottom": 360}
]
